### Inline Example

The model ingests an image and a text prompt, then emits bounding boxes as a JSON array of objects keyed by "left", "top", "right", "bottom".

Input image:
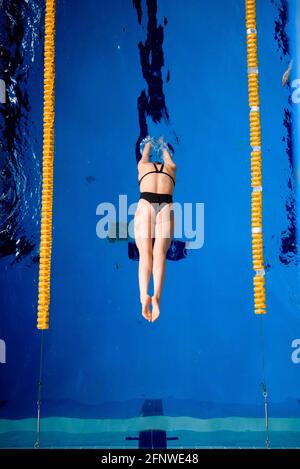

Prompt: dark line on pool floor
[
  {"left": 133, "top": 0, "right": 176, "bottom": 163},
  {"left": 131, "top": 0, "right": 184, "bottom": 262}
]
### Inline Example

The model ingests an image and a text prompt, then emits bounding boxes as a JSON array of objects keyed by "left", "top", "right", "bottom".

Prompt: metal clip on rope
[{"left": 261, "top": 382, "right": 270, "bottom": 448}]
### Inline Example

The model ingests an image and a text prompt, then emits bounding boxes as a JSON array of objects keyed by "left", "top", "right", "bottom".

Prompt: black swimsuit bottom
[
  {"left": 140, "top": 191, "right": 173, "bottom": 205},
  {"left": 140, "top": 192, "right": 173, "bottom": 213}
]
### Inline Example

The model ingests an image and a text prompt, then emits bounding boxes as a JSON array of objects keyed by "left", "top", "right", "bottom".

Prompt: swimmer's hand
[
  {"left": 158, "top": 135, "right": 167, "bottom": 150},
  {"left": 140, "top": 135, "right": 153, "bottom": 148},
  {"left": 158, "top": 135, "right": 174, "bottom": 161},
  {"left": 140, "top": 136, "right": 153, "bottom": 163}
]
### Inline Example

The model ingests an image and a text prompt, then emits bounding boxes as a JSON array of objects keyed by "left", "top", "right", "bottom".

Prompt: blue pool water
[{"left": 0, "top": 0, "right": 300, "bottom": 449}]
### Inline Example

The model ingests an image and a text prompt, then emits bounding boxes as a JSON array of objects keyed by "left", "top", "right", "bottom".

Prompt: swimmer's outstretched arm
[
  {"left": 162, "top": 147, "right": 176, "bottom": 168},
  {"left": 162, "top": 147, "right": 173, "bottom": 161},
  {"left": 139, "top": 141, "right": 152, "bottom": 163}
]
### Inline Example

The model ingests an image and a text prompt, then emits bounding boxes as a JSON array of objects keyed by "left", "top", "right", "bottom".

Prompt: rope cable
[{"left": 34, "top": 330, "right": 45, "bottom": 449}]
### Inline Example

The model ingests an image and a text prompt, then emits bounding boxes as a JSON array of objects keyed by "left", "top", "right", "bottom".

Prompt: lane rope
[
  {"left": 37, "top": 0, "right": 56, "bottom": 330},
  {"left": 245, "top": 0, "right": 266, "bottom": 315},
  {"left": 245, "top": 0, "right": 270, "bottom": 448}
]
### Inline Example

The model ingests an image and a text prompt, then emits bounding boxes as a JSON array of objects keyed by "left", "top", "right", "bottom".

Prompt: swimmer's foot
[
  {"left": 151, "top": 296, "right": 160, "bottom": 322},
  {"left": 141, "top": 294, "right": 152, "bottom": 322}
]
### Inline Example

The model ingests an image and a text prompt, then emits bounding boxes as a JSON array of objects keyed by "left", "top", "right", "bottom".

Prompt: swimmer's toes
[
  {"left": 151, "top": 296, "right": 160, "bottom": 322},
  {"left": 141, "top": 295, "right": 152, "bottom": 322}
]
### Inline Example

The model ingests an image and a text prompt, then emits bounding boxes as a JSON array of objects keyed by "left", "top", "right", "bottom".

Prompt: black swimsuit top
[{"left": 138, "top": 162, "right": 176, "bottom": 187}]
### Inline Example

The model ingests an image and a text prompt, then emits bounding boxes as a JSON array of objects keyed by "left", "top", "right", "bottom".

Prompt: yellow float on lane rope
[{"left": 245, "top": 0, "right": 266, "bottom": 314}]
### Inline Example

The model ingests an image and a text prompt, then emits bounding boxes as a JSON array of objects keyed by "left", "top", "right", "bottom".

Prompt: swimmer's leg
[
  {"left": 134, "top": 199, "right": 156, "bottom": 321},
  {"left": 152, "top": 203, "right": 174, "bottom": 322}
]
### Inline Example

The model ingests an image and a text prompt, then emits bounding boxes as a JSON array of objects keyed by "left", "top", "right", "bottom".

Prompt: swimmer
[{"left": 134, "top": 136, "right": 176, "bottom": 322}]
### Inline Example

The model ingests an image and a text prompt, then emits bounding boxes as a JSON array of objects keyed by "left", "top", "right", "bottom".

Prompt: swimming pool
[{"left": 0, "top": 0, "right": 300, "bottom": 449}]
